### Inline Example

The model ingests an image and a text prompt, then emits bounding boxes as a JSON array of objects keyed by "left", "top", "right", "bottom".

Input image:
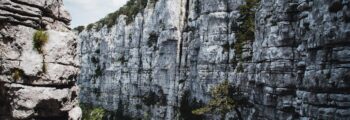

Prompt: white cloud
[{"left": 63, "top": 0, "right": 128, "bottom": 27}]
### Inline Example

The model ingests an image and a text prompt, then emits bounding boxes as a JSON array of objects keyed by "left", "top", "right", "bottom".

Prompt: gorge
[{"left": 1, "top": 0, "right": 350, "bottom": 120}]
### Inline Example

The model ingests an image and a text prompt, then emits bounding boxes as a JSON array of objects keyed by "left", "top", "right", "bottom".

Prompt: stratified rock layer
[
  {"left": 78, "top": 0, "right": 350, "bottom": 119},
  {"left": 0, "top": 0, "right": 81, "bottom": 119}
]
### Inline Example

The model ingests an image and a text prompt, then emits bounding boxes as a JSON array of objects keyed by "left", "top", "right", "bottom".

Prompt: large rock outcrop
[
  {"left": 78, "top": 0, "right": 350, "bottom": 119},
  {"left": 0, "top": 0, "right": 81, "bottom": 119}
]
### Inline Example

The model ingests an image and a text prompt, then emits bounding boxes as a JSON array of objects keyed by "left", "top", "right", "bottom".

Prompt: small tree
[{"left": 192, "top": 80, "right": 249, "bottom": 120}]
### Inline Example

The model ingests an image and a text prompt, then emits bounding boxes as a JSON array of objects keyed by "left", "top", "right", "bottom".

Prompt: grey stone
[
  {"left": 77, "top": 0, "right": 350, "bottom": 119},
  {"left": 0, "top": 0, "right": 80, "bottom": 119}
]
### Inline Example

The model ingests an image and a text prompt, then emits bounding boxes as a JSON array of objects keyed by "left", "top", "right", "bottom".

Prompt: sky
[{"left": 63, "top": 0, "right": 128, "bottom": 28}]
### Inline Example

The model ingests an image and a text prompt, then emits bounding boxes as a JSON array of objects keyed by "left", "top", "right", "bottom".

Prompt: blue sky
[{"left": 63, "top": 0, "right": 128, "bottom": 28}]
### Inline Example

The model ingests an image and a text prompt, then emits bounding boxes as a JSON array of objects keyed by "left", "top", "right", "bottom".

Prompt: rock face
[
  {"left": 0, "top": 0, "right": 81, "bottom": 119},
  {"left": 78, "top": 0, "right": 350, "bottom": 119}
]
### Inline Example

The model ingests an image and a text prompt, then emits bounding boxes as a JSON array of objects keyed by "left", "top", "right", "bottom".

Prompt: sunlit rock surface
[
  {"left": 0, "top": 0, "right": 81, "bottom": 119},
  {"left": 78, "top": 0, "right": 350, "bottom": 119}
]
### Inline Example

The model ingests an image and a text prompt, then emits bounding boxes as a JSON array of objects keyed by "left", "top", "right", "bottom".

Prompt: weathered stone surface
[
  {"left": 0, "top": 0, "right": 71, "bottom": 30},
  {"left": 78, "top": 0, "right": 350, "bottom": 119},
  {"left": 0, "top": 0, "right": 80, "bottom": 119},
  {"left": 0, "top": 83, "right": 79, "bottom": 119}
]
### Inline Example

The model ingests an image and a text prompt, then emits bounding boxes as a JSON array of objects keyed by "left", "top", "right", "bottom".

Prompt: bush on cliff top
[
  {"left": 192, "top": 80, "right": 251, "bottom": 120},
  {"left": 73, "top": 26, "right": 85, "bottom": 34},
  {"left": 86, "top": 0, "right": 148, "bottom": 31}
]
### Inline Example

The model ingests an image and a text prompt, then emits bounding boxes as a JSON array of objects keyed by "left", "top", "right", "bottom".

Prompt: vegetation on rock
[
  {"left": 81, "top": 104, "right": 106, "bottom": 120},
  {"left": 73, "top": 26, "right": 85, "bottom": 34},
  {"left": 33, "top": 30, "right": 49, "bottom": 54},
  {"left": 81, "top": 102, "right": 133, "bottom": 120},
  {"left": 86, "top": 0, "right": 148, "bottom": 31},
  {"left": 233, "top": 0, "right": 259, "bottom": 71},
  {"left": 192, "top": 80, "right": 251, "bottom": 120},
  {"left": 86, "top": 24, "right": 94, "bottom": 31}
]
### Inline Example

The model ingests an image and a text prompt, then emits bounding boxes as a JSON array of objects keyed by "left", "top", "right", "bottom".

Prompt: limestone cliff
[
  {"left": 78, "top": 0, "right": 350, "bottom": 119},
  {"left": 0, "top": 0, "right": 81, "bottom": 119}
]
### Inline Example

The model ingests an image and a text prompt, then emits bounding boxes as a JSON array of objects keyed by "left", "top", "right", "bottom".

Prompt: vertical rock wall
[
  {"left": 0, "top": 0, "right": 81, "bottom": 119},
  {"left": 78, "top": 0, "right": 350, "bottom": 119},
  {"left": 79, "top": 0, "right": 185, "bottom": 119},
  {"left": 250, "top": 0, "right": 350, "bottom": 119}
]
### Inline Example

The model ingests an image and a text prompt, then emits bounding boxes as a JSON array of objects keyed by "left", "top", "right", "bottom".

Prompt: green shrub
[
  {"left": 90, "top": 108, "right": 105, "bottom": 120},
  {"left": 87, "top": 0, "right": 149, "bottom": 31},
  {"left": 233, "top": 0, "right": 259, "bottom": 70},
  {"left": 81, "top": 104, "right": 106, "bottom": 120},
  {"left": 81, "top": 103, "right": 134, "bottom": 120},
  {"left": 236, "top": 0, "right": 259, "bottom": 42},
  {"left": 192, "top": 80, "right": 250, "bottom": 120},
  {"left": 86, "top": 24, "right": 94, "bottom": 31},
  {"left": 73, "top": 26, "right": 85, "bottom": 33},
  {"left": 33, "top": 30, "right": 49, "bottom": 54}
]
